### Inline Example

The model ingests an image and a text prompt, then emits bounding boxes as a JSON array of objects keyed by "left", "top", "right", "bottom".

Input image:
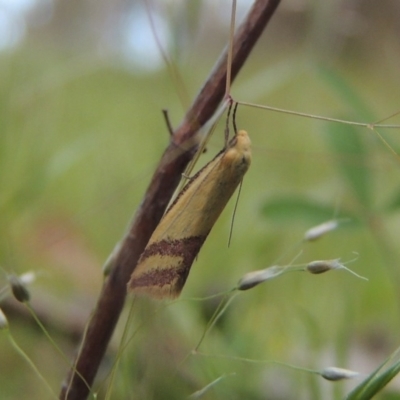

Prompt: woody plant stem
[{"left": 60, "top": 0, "right": 281, "bottom": 398}]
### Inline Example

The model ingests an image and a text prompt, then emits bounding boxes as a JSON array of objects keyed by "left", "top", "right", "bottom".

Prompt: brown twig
[
  {"left": 60, "top": 1, "right": 281, "bottom": 398},
  {"left": 162, "top": 109, "right": 174, "bottom": 137}
]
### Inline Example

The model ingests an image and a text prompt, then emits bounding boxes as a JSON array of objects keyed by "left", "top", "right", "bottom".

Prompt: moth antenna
[
  {"left": 232, "top": 102, "right": 239, "bottom": 136},
  {"left": 224, "top": 101, "right": 233, "bottom": 147},
  {"left": 228, "top": 178, "right": 243, "bottom": 248},
  {"left": 162, "top": 109, "right": 174, "bottom": 137}
]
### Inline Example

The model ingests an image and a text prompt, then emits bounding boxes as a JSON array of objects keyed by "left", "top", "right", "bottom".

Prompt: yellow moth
[{"left": 128, "top": 129, "right": 251, "bottom": 299}]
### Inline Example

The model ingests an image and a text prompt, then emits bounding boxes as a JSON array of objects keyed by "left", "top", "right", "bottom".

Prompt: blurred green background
[{"left": 1, "top": 0, "right": 400, "bottom": 399}]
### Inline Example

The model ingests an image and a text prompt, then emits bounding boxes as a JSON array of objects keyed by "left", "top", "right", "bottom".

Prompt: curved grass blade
[{"left": 346, "top": 348, "right": 400, "bottom": 399}]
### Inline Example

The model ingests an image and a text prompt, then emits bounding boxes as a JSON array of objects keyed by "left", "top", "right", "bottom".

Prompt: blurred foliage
[{"left": 1, "top": 0, "right": 400, "bottom": 399}]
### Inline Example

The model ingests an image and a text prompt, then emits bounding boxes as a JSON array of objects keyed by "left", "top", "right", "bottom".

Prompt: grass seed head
[
  {"left": 19, "top": 271, "right": 36, "bottom": 285},
  {"left": 0, "top": 308, "right": 8, "bottom": 330},
  {"left": 307, "top": 259, "right": 342, "bottom": 274},
  {"left": 9, "top": 274, "right": 31, "bottom": 303},
  {"left": 321, "top": 366, "right": 359, "bottom": 381},
  {"left": 304, "top": 220, "right": 339, "bottom": 241},
  {"left": 237, "top": 266, "right": 283, "bottom": 290}
]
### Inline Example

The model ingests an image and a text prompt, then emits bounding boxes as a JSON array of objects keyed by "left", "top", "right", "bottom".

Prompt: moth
[{"left": 128, "top": 129, "right": 251, "bottom": 299}]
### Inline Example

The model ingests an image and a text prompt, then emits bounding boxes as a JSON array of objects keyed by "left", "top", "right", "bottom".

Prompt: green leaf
[
  {"left": 260, "top": 196, "right": 357, "bottom": 225},
  {"left": 325, "top": 123, "right": 371, "bottom": 208}
]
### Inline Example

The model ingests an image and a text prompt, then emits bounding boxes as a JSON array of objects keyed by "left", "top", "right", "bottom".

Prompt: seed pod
[
  {"left": 237, "top": 266, "right": 284, "bottom": 290},
  {"left": 19, "top": 271, "right": 36, "bottom": 285},
  {"left": 306, "top": 259, "right": 342, "bottom": 274},
  {"left": 304, "top": 220, "right": 339, "bottom": 242},
  {"left": 0, "top": 308, "right": 8, "bottom": 330},
  {"left": 9, "top": 274, "right": 30, "bottom": 303},
  {"left": 321, "top": 366, "right": 359, "bottom": 381}
]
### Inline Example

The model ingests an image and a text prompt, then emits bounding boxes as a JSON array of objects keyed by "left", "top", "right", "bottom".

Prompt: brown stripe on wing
[{"left": 129, "top": 235, "right": 207, "bottom": 293}]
